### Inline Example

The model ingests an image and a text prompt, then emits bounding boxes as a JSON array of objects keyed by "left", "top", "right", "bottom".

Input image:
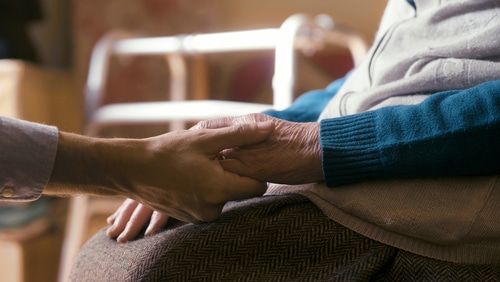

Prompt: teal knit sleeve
[{"left": 320, "top": 80, "right": 500, "bottom": 187}]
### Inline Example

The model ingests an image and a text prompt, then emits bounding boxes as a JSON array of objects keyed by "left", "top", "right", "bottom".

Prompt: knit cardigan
[{"left": 265, "top": 0, "right": 500, "bottom": 264}]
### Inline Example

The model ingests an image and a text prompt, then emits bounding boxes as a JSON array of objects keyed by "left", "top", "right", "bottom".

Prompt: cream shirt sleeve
[{"left": 0, "top": 116, "right": 58, "bottom": 201}]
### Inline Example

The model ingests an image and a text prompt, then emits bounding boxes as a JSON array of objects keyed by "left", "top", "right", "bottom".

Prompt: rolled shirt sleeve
[{"left": 0, "top": 116, "right": 59, "bottom": 201}]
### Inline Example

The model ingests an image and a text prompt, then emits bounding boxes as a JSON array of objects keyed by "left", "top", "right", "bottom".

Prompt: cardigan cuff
[{"left": 320, "top": 111, "right": 384, "bottom": 187}]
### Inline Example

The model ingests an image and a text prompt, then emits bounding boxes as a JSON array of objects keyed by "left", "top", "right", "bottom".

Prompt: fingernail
[
  {"left": 106, "top": 226, "right": 114, "bottom": 235},
  {"left": 257, "top": 121, "right": 274, "bottom": 131},
  {"left": 117, "top": 235, "right": 126, "bottom": 243}
]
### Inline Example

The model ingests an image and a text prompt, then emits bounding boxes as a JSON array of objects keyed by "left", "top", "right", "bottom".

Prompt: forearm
[
  {"left": 45, "top": 131, "right": 142, "bottom": 198},
  {"left": 321, "top": 80, "right": 500, "bottom": 187}
]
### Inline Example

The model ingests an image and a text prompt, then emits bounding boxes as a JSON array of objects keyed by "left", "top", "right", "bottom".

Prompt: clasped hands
[{"left": 107, "top": 113, "right": 322, "bottom": 242}]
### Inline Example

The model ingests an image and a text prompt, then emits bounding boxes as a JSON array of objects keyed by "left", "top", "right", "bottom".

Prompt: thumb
[
  {"left": 191, "top": 117, "right": 234, "bottom": 130},
  {"left": 203, "top": 121, "right": 274, "bottom": 153}
]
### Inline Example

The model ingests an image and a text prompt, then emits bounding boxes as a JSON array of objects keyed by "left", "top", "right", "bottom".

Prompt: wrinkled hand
[
  {"left": 193, "top": 113, "right": 323, "bottom": 185},
  {"left": 107, "top": 199, "right": 168, "bottom": 243},
  {"left": 116, "top": 121, "right": 274, "bottom": 223}
]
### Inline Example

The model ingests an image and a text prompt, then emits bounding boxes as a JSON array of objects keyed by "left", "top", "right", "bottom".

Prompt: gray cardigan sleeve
[{"left": 0, "top": 116, "right": 58, "bottom": 201}]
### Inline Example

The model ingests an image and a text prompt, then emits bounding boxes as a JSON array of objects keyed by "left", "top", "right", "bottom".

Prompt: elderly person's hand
[{"left": 193, "top": 113, "right": 324, "bottom": 185}]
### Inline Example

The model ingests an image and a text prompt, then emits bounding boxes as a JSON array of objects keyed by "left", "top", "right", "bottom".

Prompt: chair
[{"left": 58, "top": 13, "right": 367, "bottom": 282}]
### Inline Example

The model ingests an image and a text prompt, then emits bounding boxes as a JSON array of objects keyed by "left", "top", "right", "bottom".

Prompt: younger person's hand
[
  {"left": 49, "top": 121, "right": 275, "bottom": 225},
  {"left": 102, "top": 120, "right": 275, "bottom": 242},
  {"left": 122, "top": 121, "right": 275, "bottom": 223},
  {"left": 106, "top": 199, "right": 169, "bottom": 243}
]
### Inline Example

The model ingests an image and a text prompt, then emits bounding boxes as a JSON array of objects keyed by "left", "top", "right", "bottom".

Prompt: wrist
[
  {"left": 288, "top": 122, "right": 323, "bottom": 184},
  {"left": 304, "top": 122, "right": 324, "bottom": 183}
]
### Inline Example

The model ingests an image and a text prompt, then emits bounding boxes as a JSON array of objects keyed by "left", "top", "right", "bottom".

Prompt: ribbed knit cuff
[{"left": 320, "top": 111, "right": 384, "bottom": 187}]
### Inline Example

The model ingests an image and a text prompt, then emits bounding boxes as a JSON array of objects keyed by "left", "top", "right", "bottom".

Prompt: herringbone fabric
[
  {"left": 378, "top": 250, "right": 500, "bottom": 282},
  {"left": 70, "top": 195, "right": 500, "bottom": 281}
]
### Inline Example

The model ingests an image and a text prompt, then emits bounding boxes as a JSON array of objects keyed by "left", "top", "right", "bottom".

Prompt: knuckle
[
  {"left": 195, "top": 120, "right": 208, "bottom": 129},
  {"left": 234, "top": 123, "right": 247, "bottom": 136}
]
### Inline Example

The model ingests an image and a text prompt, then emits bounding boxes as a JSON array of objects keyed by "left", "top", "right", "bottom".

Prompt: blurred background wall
[
  {"left": 19, "top": 0, "right": 389, "bottom": 131},
  {"left": 69, "top": 0, "right": 388, "bottom": 136},
  {"left": 29, "top": 0, "right": 72, "bottom": 69}
]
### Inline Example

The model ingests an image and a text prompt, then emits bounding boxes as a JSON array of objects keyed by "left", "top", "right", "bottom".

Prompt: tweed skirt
[{"left": 70, "top": 194, "right": 500, "bottom": 281}]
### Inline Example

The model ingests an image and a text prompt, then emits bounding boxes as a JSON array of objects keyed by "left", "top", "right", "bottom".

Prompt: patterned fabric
[{"left": 70, "top": 194, "right": 500, "bottom": 281}]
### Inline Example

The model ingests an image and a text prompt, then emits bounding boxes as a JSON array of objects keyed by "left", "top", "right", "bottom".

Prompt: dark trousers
[{"left": 71, "top": 195, "right": 500, "bottom": 281}]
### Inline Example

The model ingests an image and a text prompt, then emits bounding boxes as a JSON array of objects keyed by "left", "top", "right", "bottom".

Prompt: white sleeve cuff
[{"left": 0, "top": 116, "right": 59, "bottom": 201}]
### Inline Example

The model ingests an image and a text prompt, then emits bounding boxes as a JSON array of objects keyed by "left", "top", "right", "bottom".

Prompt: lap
[{"left": 70, "top": 194, "right": 500, "bottom": 281}]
